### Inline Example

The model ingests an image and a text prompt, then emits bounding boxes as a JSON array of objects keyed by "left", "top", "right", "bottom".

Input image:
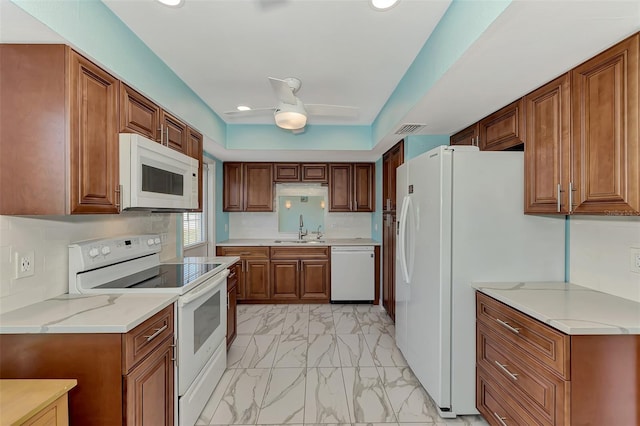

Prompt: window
[
  {"left": 183, "top": 163, "right": 208, "bottom": 248},
  {"left": 183, "top": 212, "right": 204, "bottom": 246}
]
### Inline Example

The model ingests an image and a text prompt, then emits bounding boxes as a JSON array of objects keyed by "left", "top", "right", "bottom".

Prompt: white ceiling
[
  {"left": 102, "top": 0, "right": 451, "bottom": 126},
  {"left": 1, "top": 0, "right": 639, "bottom": 160}
]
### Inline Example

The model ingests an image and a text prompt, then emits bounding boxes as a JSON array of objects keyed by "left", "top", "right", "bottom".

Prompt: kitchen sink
[{"left": 273, "top": 240, "right": 326, "bottom": 244}]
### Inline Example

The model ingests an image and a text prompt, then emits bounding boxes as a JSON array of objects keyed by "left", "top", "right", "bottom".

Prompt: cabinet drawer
[
  {"left": 123, "top": 305, "right": 174, "bottom": 373},
  {"left": 478, "top": 323, "right": 566, "bottom": 426},
  {"left": 218, "top": 246, "right": 270, "bottom": 259},
  {"left": 227, "top": 261, "right": 240, "bottom": 287},
  {"left": 476, "top": 293, "right": 569, "bottom": 379},
  {"left": 477, "top": 366, "right": 549, "bottom": 426},
  {"left": 270, "top": 246, "right": 329, "bottom": 259}
]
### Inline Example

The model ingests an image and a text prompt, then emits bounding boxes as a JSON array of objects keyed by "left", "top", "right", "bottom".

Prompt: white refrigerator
[{"left": 395, "top": 145, "right": 565, "bottom": 417}]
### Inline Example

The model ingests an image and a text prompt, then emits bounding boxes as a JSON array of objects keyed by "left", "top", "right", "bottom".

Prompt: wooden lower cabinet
[
  {"left": 300, "top": 259, "right": 330, "bottom": 300},
  {"left": 270, "top": 247, "right": 330, "bottom": 303},
  {"left": 217, "top": 246, "right": 331, "bottom": 303},
  {"left": 0, "top": 305, "right": 175, "bottom": 426},
  {"left": 124, "top": 337, "right": 174, "bottom": 426},
  {"left": 271, "top": 260, "right": 300, "bottom": 300},
  {"left": 476, "top": 292, "right": 640, "bottom": 426},
  {"left": 216, "top": 247, "right": 270, "bottom": 301},
  {"left": 227, "top": 261, "right": 239, "bottom": 349}
]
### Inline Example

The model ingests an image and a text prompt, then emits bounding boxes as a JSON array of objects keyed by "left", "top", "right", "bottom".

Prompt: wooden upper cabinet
[
  {"left": 329, "top": 164, "right": 353, "bottom": 212},
  {"left": 244, "top": 163, "right": 273, "bottom": 211},
  {"left": 571, "top": 33, "right": 639, "bottom": 214},
  {"left": 160, "top": 110, "right": 188, "bottom": 154},
  {"left": 69, "top": 50, "right": 120, "bottom": 214},
  {"left": 478, "top": 99, "right": 524, "bottom": 151},
  {"left": 119, "top": 83, "right": 161, "bottom": 140},
  {"left": 353, "top": 163, "right": 375, "bottom": 212},
  {"left": 301, "top": 163, "right": 328, "bottom": 183},
  {"left": 187, "top": 127, "right": 203, "bottom": 212},
  {"left": 223, "top": 162, "right": 243, "bottom": 212},
  {"left": 524, "top": 73, "right": 572, "bottom": 214},
  {"left": 274, "top": 163, "right": 301, "bottom": 182},
  {"left": 450, "top": 123, "right": 479, "bottom": 147},
  {"left": 223, "top": 162, "right": 273, "bottom": 212}
]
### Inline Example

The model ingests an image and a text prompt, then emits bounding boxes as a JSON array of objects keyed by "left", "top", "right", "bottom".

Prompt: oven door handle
[{"left": 178, "top": 269, "right": 229, "bottom": 306}]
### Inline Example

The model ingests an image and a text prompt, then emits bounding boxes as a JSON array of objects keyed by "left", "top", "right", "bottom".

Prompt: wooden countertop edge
[{"left": 0, "top": 379, "right": 77, "bottom": 425}]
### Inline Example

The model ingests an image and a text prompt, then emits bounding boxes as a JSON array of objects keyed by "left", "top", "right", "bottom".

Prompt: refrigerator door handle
[{"left": 398, "top": 195, "right": 411, "bottom": 283}]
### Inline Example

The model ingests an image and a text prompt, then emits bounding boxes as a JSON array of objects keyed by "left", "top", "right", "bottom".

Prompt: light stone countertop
[
  {"left": 0, "top": 293, "right": 178, "bottom": 334},
  {"left": 472, "top": 281, "right": 640, "bottom": 335},
  {"left": 217, "top": 238, "right": 380, "bottom": 246},
  {"left": 0, "top": 257, "right": 241, "bottom": 335}
]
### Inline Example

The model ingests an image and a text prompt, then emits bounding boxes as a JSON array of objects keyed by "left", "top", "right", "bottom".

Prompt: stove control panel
[{"left": 69, "top": 234, "right": 162, "bottom": 273}]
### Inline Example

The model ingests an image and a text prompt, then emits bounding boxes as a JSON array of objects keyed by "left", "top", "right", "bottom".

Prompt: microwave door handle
[{"left": 178, "top": 269, "right": 229, "bottom": 306}]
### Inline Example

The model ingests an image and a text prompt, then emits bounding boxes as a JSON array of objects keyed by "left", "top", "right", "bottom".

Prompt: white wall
[
  {"left": 570, "top": 216, "right": 640, "bottom": 302},
  {"left": 0, "top": 213, "right": 178, "bottom": 313}
]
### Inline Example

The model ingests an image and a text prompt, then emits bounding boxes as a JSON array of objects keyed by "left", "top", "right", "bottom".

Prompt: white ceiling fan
[{"left": 224, "top": 77, "right": 359, "bottom": 134}]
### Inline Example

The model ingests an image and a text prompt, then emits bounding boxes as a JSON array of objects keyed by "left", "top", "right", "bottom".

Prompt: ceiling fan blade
[
  {"left": 223, "top": 107, "right": 275, "bottom": 116},
  {"left": 305, "top": 104, "right": 359, "bottom": 118},
  {"left": 268, "top": 77, "right": 297, "bottom": 105}
]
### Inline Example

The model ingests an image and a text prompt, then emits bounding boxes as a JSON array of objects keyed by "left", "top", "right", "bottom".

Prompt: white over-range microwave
[{"left": 119, "top": 133, "right": 199, "bottom": 211}]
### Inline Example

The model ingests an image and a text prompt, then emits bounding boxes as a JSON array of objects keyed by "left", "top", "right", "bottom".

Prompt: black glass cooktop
[{"left": 96, "top": 263, "right": 222, "bottom": 290}]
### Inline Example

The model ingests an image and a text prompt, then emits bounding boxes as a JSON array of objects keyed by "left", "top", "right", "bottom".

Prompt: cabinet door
[
  {"left": 301, "top": 163, "right": 328, "bottom": 183},
  {"left": 571, "top": 33, "right": 639, "bottom": 214},
  {"left": 223, "top": 162, "right": 243, "bottom": 212},
  {"left": 124, "top": 337, "right": 174, "bottom": 426},
  {"left": 244, "top": 163, "right": 273, "bottom": 211},
  {"left": 119, "top": 83, "right": 161, "bottom": 140},
  {"left": 353, "top": 163, "right": 375, "bottom": 212},
  {"left": 187, "top": 127, "right": 203, "bottom": 212},
  {"left": 300, "top": 259, "right": 330, "bottom": 301},
  {"left": 524, "top": 74, "right": 571, "bottom": 214},
  {"left": 382, "top": 214, "right": 396, "bottom": 320},
  {"left": 161, "top": 110, "right": 188, "bottom": 154},
  {"left": 227, "top": 284, "right": 237, "bottom": 349},
  {"left": 382, "top": 141, "right": 404, "bottom": 212},
  {"left": 329, "top": 164, "right": 353, "bottom": 212},
  {"left": 245, "top": 260, "right": 270, "bottom": 300},
  {"left": 274, "top": 163, "right": 300, "bottom": 182},
  {"left": 270, "top": 260, "right": 300, "bottom": 300},
  {"left": 69, "top": 51, "right": 119, "bottom": 214},
  {"left": 450, "top": 123, "right": 479, "bottom": 146},
  {"left": 478, "top": 99, "right": 524, "bottom": 151}
]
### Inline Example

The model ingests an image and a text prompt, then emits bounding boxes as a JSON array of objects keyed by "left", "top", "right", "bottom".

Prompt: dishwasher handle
[{"left": 331, "top": 246, "right": 375, "bottom": 252}]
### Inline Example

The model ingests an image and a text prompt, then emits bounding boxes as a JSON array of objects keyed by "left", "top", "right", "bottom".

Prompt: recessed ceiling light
[
  {"left": 370, "top": 0, "right": 399, "bottom": 11},
  {"left": 156, "top": 0, "right": 184, "bottom": 7},
  {"left": 237, "top": 105, "right": 252, "bottom": 111}
]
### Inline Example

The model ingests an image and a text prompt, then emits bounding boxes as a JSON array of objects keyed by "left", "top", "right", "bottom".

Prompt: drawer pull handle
[
  {"left": 493, "top": 412, "right": 509, "bottom": 426},
  {"left": 495, "top": 318, "right": 520, "bottom": 334},
  {"left": 144, "top": 324, "right": 168, "bottom": 342},
  {"left": 495, "top": 360, "right": 519, "bottom": 381}
]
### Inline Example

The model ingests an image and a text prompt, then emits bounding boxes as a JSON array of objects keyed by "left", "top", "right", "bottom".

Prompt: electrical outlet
[
  {"left": 14, "top": 250, "right": 35, "bottom": 279},
  {"left": 630, "top": 247, "right": 640, "bottom": 274}
]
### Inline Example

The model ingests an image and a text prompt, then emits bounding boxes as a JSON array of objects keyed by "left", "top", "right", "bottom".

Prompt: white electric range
[{"left": 69, "top": 234, "right": 228, "bottom": 426}]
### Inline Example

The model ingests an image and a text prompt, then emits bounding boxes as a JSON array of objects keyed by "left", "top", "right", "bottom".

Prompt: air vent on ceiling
[{"left": 395, "top": 123, "right": 427, "bottom": 135}]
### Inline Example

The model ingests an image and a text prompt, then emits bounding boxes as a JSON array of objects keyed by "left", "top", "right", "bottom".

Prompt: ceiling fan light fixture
[
  {"left": 274, "top": 100, "right": 307, "bottom": 130},
  {"left": 156, "top": 0, "right": 184, "bottom": 7},
  {"left": 370, "top": 0, "right": 399, "bottom": 11}
]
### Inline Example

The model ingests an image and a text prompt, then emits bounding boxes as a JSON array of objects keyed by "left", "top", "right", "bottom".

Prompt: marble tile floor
[{"left": 197, "top": 303, "right": 488, "bottom": 426}]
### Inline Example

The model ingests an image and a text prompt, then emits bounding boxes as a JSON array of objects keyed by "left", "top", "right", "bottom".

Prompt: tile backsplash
[
  {"left": 0, "top": 213, "right": 178, "bottom": 313},
  {"left": 229, "top": 212, "right": 372, "bottom": 239},
  {"left": 229, "top": 184, "right": 373, "bottom": 240},
  {"left": 570, "top": 216, "right": 640, "bottom": 302}
]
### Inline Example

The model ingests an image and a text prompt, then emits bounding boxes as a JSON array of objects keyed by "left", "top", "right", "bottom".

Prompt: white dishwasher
[{"left": 330, "top": 246, "right": 375, "bottom": 302}]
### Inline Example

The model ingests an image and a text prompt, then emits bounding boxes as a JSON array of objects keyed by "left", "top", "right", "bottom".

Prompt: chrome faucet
[
  {"left": 316, "top": 225, "right": 323, "bottom": 239},
  {"left": 298, "top": 214, "right": 307, "bottom": 240}
]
